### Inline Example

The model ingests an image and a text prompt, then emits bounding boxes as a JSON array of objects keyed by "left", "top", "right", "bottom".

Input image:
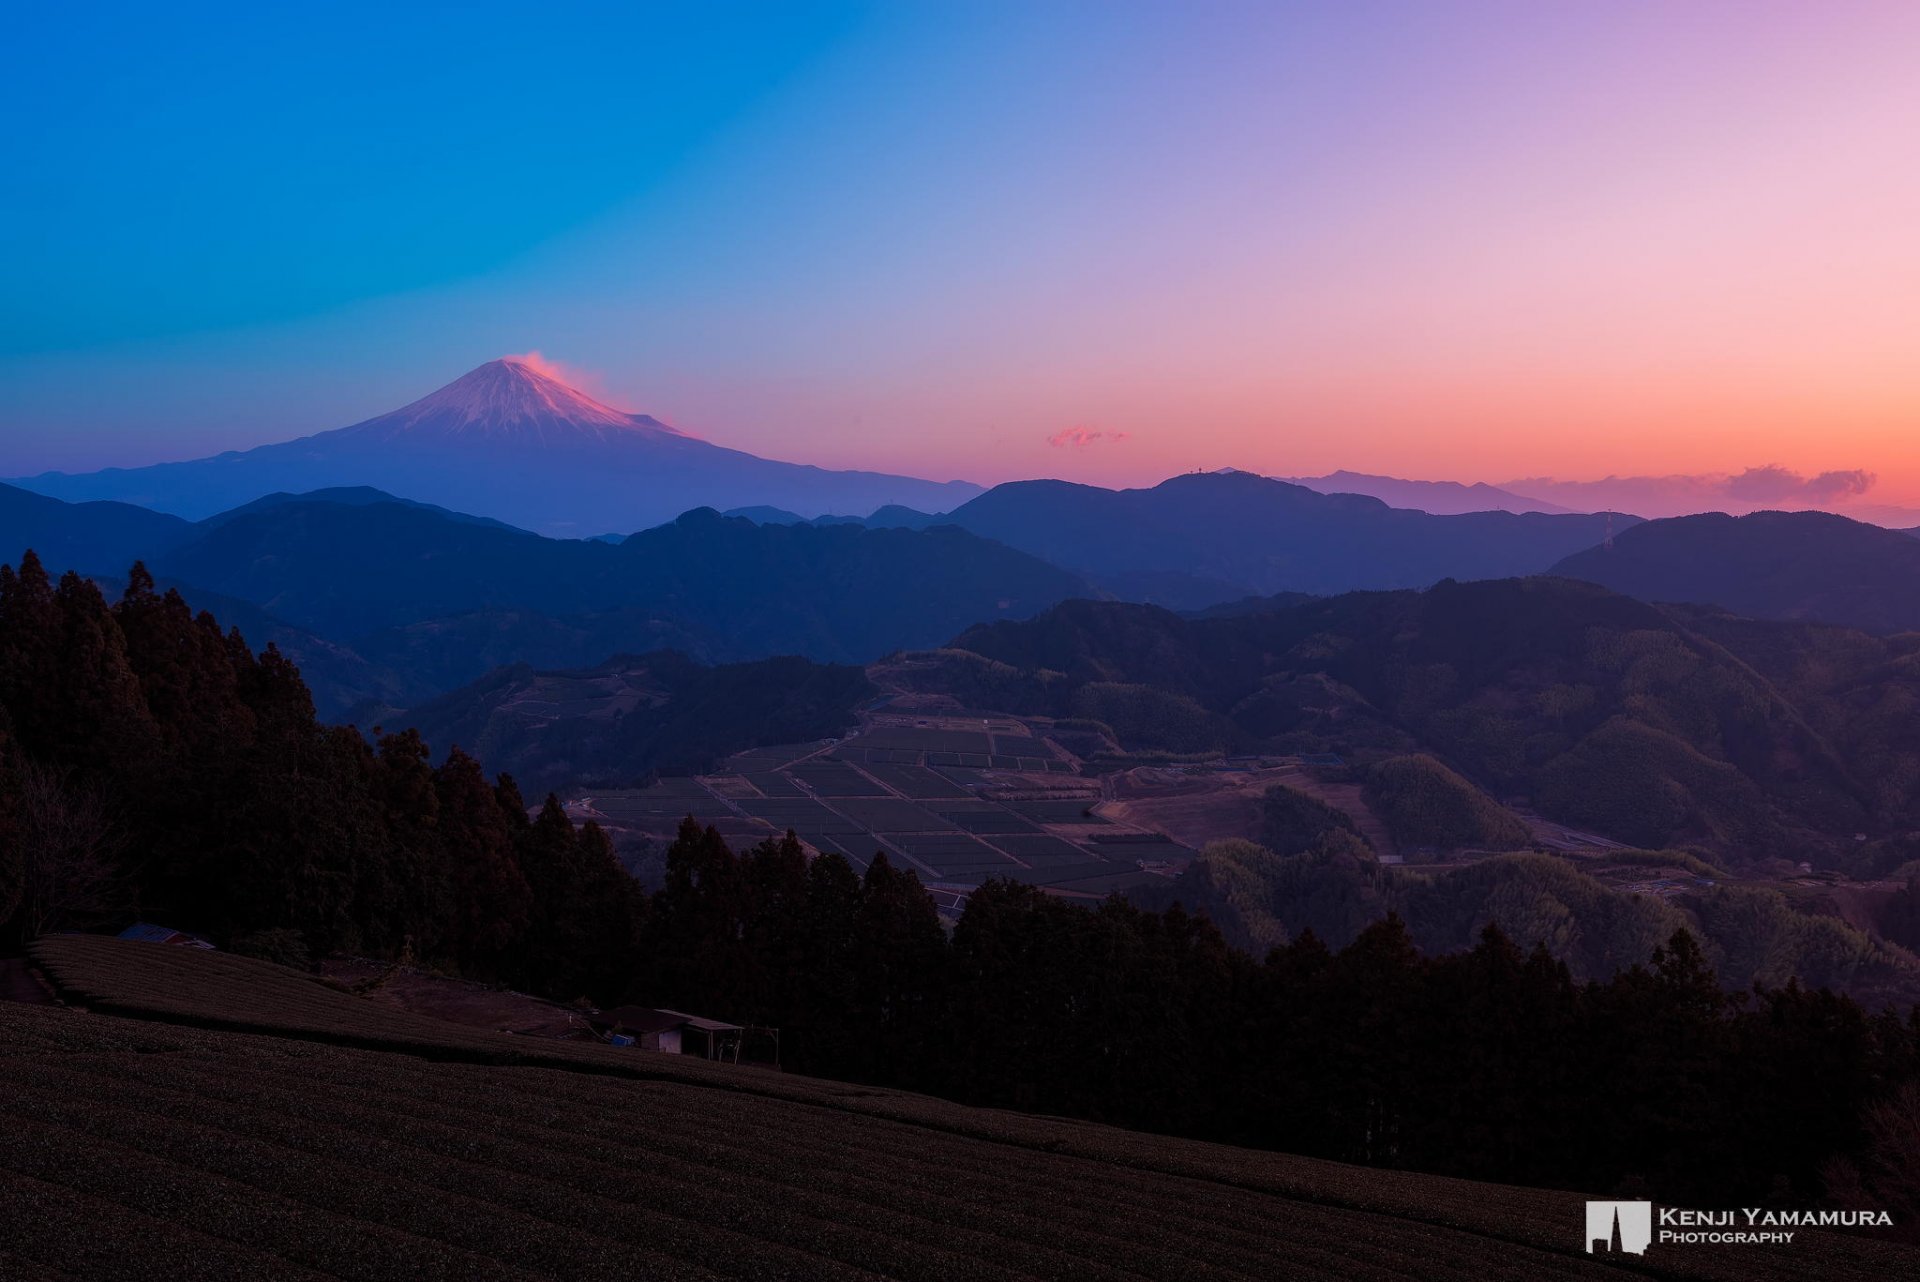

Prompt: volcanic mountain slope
[
  {"left": 1552, "top": 509, "right": 1920, "bottom": 634},
  {"left": 13, "top": 358, "right": 982, "bottom": 534},
  {"left": 934, "top": 472, "right": 1634, "bottom": 605}
]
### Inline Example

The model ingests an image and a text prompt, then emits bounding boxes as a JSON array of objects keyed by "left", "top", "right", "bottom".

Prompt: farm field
[
  {"left": 570, "top": 711, "right": 1193, "bottom": 905},
  {"left": 9, "top": 939, "right": 1908, "bottom": 1281}
]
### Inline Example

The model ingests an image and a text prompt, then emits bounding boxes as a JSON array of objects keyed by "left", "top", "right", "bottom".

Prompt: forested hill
[
  {"left": 935, "top": 471, "right": 1633, "bottom": 603},
  {"left": 156, "top": 499, "right": 1092, "bottom": 666},
  {"left": 396, "top": 651, "right": 872, "bottom": 793},
  {"left": 1552, "top": 509, "right": 1920, "bottom": 634},
  {"left": 943, "top": 577, "right": 1920, "bottom": 868},
  {"left": 0, "top": 551, "right": 842, "bottom": 980}
]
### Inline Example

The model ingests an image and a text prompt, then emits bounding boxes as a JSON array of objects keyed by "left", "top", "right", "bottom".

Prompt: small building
[
  {"left": 591, "top": 1005, "right": 754, "bottom": 1061},
  {"left": 117, "top": 923, "right": 216, "bottom": 949}
]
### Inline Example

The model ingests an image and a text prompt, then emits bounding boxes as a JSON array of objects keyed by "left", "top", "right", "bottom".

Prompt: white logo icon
[{"left": 1586, "top": 1201, "right": 1653, "bottom": 1254}]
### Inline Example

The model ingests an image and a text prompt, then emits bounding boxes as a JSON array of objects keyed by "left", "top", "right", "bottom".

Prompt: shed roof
[
  {"left": 117, "top": 923, "right": 214, "bottom": 948},
  {"left": 594, "top": 1005, "right": 745, "bottom": 1035}
]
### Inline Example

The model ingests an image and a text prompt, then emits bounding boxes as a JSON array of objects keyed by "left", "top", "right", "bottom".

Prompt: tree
[
  {"left": 13, "top": 761, "right": 125, "bottom": 938},
  {"left": 436, "top": 747, "right": 533, "bottom": 975}
]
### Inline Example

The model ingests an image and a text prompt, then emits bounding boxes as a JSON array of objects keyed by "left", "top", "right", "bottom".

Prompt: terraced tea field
[
  {"left": 8, "top": 938, "right": 1904, "bottom": 1281},
  {"left": 571, "top": 712, "right": 1195, "bottom": 905}
]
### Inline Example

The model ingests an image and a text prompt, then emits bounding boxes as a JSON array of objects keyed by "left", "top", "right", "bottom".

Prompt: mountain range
[
  {"left": 1552, "top": 510, "right": 1920, "bottom": 634},
  {"left": 921, "top": 472, "right": 1634, "bottom": 605},
  {"left": 1279, "top": 471, "right": 1571, "bottom": 516},
  {"left": 0, "top": 483, "right": 1090, "bottom": 717},
  {"left": 13, "top": 358, "right": 983, "bottom": 536}
]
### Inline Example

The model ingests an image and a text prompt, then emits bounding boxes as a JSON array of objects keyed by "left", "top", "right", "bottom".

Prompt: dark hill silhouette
[
  {"left": 199, "top": 484, "right": 526, "bottom": 532},
  {"left": 1551, "top": 509, "right": 1920, "bottom": 633},
  {"left": 396, "top": 650, "right": 872, "bottom": 792},
  {"left": 13, "top": 358, "right": 982, "bottom": 534},
  {"left": 147, "top": 496, "right": 1091, "bottom": 697},
  {"left": 938, "top": 471, "right": 1633, "bottom": 604},
  {"left": 0, "top": 481, "right": 195, "bottom": 575}
]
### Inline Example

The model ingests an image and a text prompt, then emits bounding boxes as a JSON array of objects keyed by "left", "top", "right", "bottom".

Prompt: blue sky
[{"left": 6, "top": 2, "right": 1919, "bottom": 498}]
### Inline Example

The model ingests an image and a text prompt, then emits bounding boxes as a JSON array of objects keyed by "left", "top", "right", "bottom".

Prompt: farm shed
[
  {"left": 592, "top": 1005, "right": 754, "bottom": 1061},
  {"left": 115, "top": 923, "right": 215, "bottom": 949}
]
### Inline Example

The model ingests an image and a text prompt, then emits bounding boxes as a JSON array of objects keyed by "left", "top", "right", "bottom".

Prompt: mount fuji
[{"left": 13, "top": 358, "right": 983, "bottom": 536}]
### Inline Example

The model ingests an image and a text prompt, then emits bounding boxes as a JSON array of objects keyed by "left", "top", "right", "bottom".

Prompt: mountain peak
[{"left": 337, "top": 358, "right": 688, "bottom": 445}]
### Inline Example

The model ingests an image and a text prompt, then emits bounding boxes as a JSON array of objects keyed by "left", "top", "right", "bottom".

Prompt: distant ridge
[
  {"left": 1280, "top": 470, "right": 1572, "bottom": 516},
  {"left": 12, "top": 358, "right": 983, "bottom": 535},
  {"left": 1552, "top": 509, "right": 1920, "bottom": 634},
  {"left": 934, "top": 471, "right": 1635, "bottom": 605}
]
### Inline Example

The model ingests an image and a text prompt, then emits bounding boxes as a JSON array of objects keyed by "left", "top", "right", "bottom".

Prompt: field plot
[
  {"left": 790, "top": 762, "right": 888, "bottom": 796},
  {"left": 808, "top": 834, "right": 885, "bottom": 870},
  {"left": 932, "top": 765, "right": 1020, "bottom": 788},
  {"left": 734, "top": 799, "right": 865, "bottom": 834},
  {"left": 830, "top": 797, "right": 954, "bottom": 832},
  {"left": 1006, "top": 798, "right": 1108, "bottom": 824},
  {"left": 724, "top": 742, "right": 828, "bottom": 772},
  {"left": 832, "top": 746, "right": 926, "bottom": 766},
  {"left": 1051, "top": 872, "right": 1164, "bottom": 897},
  {"left": 988, "top": 834, "right": 1093, "bottom": 862},
  {"left": 10, "top": 939, "right": 1898, "bottom": 1282},
  {"left": 699, "top": 774, "right": 763, "bottom": 799},
  {"left": 881, "top": 834, "right": 1018, "bottom": 878},
  {"left": 861, "top": 727, "right": 995, "bottom": 755},
  {"left": 930, "top": 806, "right": 1041, "bottom": 835},
  {"left": 859, "top": 763, "right": 972, "bottom": 798},
  {"left": 746, "top": 772, "right": 806, "bottom": 797}
]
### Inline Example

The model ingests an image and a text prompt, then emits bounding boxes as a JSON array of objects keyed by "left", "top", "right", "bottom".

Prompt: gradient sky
[{"left": 4, "top": 2, "right": 1919, "bottom": 499}]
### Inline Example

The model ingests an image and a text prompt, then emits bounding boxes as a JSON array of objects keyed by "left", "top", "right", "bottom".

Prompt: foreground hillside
[{"left": 6, "top": 938, "right": 1908, "bottom": 1282}]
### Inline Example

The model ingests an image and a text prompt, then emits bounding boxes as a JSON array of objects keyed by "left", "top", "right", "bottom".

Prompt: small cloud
[
  {"left": 500, "top": 350, "right": 617, "bottom": 402},
  {"left": 1047, "top": 425, "right": 1130, "bottom": 449},
  {"left": 1722, "top": 465, "right": 1875, "bottom": 503}
]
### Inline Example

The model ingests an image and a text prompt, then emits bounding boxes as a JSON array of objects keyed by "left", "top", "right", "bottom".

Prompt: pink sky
[{"left": 6, "top": 3, "right": 1918, "bottom": 508}]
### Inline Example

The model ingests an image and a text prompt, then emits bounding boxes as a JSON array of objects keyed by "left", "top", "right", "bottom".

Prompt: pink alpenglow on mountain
[
  {"left": 346, "top": 358, "right": 691, "bottom": 446},
  {"left": 13, "top": 359, "right": 981, "bottom": 537}
]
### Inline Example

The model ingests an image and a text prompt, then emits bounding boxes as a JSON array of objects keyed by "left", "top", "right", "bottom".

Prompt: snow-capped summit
[
  {"left": 10, "top": 357, "right": 982, "bottom": 535},
  {"left": 341, "top": 358, "right": 688, "bottom": 445}
]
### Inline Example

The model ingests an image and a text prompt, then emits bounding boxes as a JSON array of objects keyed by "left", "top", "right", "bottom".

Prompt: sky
[{"left": 4, "top": 1, "right": 1919, "bottom": 502}]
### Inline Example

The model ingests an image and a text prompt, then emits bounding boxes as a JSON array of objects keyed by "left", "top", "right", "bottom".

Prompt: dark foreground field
[{"left": 0, "top": 939, "right": 1909, "bottom": 1281}]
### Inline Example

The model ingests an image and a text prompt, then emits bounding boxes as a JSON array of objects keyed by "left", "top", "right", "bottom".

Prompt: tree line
[
  {"left": 642, "top": 822, "right": 1920, "bottom": 1212},
  {"left": 1, "top": 552, "right": 1916, "bottom": 1213}
]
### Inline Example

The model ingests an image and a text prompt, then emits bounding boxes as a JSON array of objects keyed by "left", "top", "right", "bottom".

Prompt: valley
[{"left": 573, "top": 705, "right": 1192, "bottom": 912}]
